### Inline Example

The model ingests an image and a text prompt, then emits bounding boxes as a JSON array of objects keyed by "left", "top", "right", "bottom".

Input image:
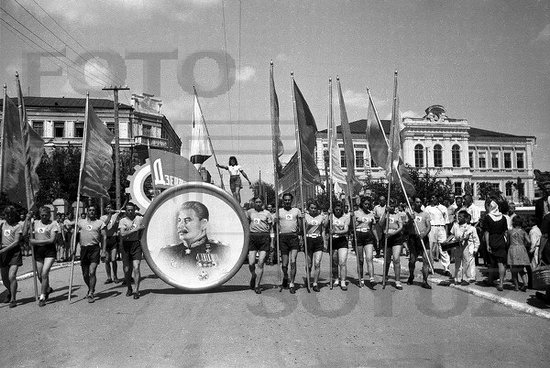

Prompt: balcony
[{"left": 133, "top": 135, "right": 168, "bottom": 148}]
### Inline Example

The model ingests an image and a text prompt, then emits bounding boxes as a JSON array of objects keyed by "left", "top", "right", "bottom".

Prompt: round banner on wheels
[{"left": 141, "top": 183, "right": 249, "bottom": 291}]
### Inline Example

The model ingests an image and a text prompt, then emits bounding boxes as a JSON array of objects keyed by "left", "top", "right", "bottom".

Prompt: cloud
[
  {"left": 341, "top": 89, "right": 367, "bottom": 108},
  {"left": 235, "top": 66, "right": 256, "bottom": 82},
  {"left": 534, "top": 23, "right": 550, "bottom": 43},
  {"left": 401, "top": 110, "right": 422, "bottom": 118}
]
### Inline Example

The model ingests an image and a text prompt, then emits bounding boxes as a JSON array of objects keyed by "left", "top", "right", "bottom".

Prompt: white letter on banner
[{"left": 153, "top": 159, "right": 166, "bottom": 186}]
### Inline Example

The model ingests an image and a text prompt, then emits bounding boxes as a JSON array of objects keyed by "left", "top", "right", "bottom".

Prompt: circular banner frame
[{"left": 141, "top": 183, "right": 249, "bottom": 291}]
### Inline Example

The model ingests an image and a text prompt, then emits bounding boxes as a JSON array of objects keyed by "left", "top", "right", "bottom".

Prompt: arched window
[
  {"left": 414, "top": 144, "right": 424, "bottom": 168},
  {"left": 452, "top": 144, "right": 461, "bottom": 168},
  {"left": 433, "top": 144, "right": 443, "bottom": 168}
]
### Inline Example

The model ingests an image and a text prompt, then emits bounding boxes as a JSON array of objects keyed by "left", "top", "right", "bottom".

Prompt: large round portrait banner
[{"left": 141, "top": 183, "right": 249, "bottom": 291}]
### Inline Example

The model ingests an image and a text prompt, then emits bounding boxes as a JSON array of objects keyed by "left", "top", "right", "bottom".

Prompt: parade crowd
[{"left": 1, "top": 190, "right": 550, "bottom": 308}]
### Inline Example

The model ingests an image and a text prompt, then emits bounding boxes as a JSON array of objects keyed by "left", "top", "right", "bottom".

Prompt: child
[
  {"left": 507, "top": 215, "right": 531, "bottom": 291},
  {"left": 448, "top": 210, "right": 480, "bottom": 285},
  {"left": 217, "top": 156, "right": 251, "bottom": 205}
]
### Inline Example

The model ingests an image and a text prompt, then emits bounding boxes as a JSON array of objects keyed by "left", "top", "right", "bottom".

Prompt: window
[
  {"left": 323, "top": 149, "right": 329, "bottom": 164},
  {"left": 371, "top": 158, "right": 376, "bottom": 168},
  {"left": 106, "top": 122, "right": 115, "bottom": 134},
  {"left": 504, "top": 152, "right": 511, "bottom": 168},
  {"left": 491, "top": 183, "right": 500, "bottom": 193},
  {"left": 478, "top": 152, "right": 486, "bottom": 168},
  {"left": 433, "top": 144, "right": 442, "bottom": 168},
  {"left": 452, "top": 145, "right": 461, "bottom": 168},
  {"left": 355, "top": 150, "right": 364, "bottom": 168},
  {"left": 518, "top": 182, "right": 525, "bottom": 197},
  {"left": 516, "top": 152, "right": 524, "bottom": 169},
  {"left": 54, "top": 121, "right": 65, "bottom": 138},
  {"left": 454, "top": 182, "right": 462, "bottom": 195},
  {"left": 491, "top": 152, "right": 499, "bottom": 169},
  {"left": 505, "top": 182, "right": 513, "bottom": 196},
  {"left": 142, "top": 124, "right": 152, "bottom": 136},
  {"left": 340, "top": 150, "right": 346, "bottom": 168},
  {"left": 32, "top": 121, "right": 43, "bottom": 137},
  {"left": 75, "top": 122, "right": 84, "bottom": 138},
  {"left": 469, "top": 151, "right": 474, "bottom": 168},
  {"left": 414, "top": 144, "right": 424, "bottom": 168}
]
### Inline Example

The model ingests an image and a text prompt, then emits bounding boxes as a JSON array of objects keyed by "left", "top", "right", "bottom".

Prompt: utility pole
[{"left": 103, "top": 85, "right": 129, "bottom": 209}]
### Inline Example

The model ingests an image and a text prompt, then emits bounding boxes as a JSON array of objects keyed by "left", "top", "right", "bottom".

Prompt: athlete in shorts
[
  {"left": 31, "top": 206, "right": 60, "bottom": 306},
  {"left": 380, "top": 199, "right": 405, "bottom": 290},
  {"left": 304, "top": 201, "right": 328, "bottom": 292},
  {"left": 119, "top": 202, "right": 145, "bottom": 299},
  {"left": 246, "top": 197, "right": 273, "bottom": 294},
  {"left": 0, "top": 206, "right": 24, "bottom": 308},
  {"left": 76, "top": 205, "right": 105, "bottom": 303},
  {"left": 275, "top": 193, "right": 302, "bottom": 294},
  {"left": 407, "top": 197, "right": 433, "bottom": 289},
  {"left": 330, "top": 201, "right": 351, "bottom": 290},
  {"left": 354, "top": 196, "right": 378, "bottom": 286},
  {"left": 100, "top": 203, "right": 123, "bottom": 284}
]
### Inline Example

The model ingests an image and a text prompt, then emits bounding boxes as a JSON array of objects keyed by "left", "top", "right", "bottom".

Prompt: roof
[
  {"left": 318, "top": 119, "right": 535, "bottom": 140},
  {"left": 0, "top": 96, "right": 132, "bottom": 110}
]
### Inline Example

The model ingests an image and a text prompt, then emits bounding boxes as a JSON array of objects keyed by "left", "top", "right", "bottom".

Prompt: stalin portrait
[{"left": 157, "top": 201, "right": 228, "bottom": 282}]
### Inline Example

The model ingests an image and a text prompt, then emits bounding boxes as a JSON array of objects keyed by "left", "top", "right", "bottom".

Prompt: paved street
[{"left": 1, "top": 253, "right": 549, "bottom": 368}]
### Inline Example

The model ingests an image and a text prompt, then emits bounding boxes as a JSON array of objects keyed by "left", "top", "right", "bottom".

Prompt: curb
[
  {"left": 16, "top": 261, "right": 80, "bottom": 281},
  {"left": 367, "top": 254, "right": 550, "bottom": 320}
]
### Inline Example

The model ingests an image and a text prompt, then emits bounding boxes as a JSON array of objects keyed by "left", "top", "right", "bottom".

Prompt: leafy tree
[{"left": 250, "top": 180, "right": 276, "bottom": 206}]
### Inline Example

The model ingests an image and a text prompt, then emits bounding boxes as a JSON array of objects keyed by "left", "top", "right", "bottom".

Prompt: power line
[{"left": 21, "top": 0, "right": 126, "bottom": 87}]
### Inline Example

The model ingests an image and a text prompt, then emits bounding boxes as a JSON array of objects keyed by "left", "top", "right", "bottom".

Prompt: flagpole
[
  {"left": 269, "top": 61, "right": 283, "bottom": 290},
  {"left": 16, "top": 73, "right": 40, "bottom": 301},
  {"left": 68, "top": 93, "right": 91, "bottom": 303},
  {"left": 291, "top": 73, "right": 311, "bottom": 293},
  {"left": 337, "top": 77, "right": 361, "bottom": 287},
  {"left": 193, "top": 87, "right": 225, "bottom": 191},
  {"left": 1, "top": 85, "right": 6, "bottom": 196},
  {"left": 367, "top": 88, "right": 434, "bottom": 275},
  {"left": 327, "top": 78, "right": 334, "bottom": 290}
]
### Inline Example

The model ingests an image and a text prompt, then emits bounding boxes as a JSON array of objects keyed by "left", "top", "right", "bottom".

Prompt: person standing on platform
[
  {"left": 354, "top": 196, "right": 378, "bottom": 286},
  {"left": 407, "top": 197, "right": 433, "bottom": 289},
  {"left": 118, "top": 202, "right": 145, "bottom": 299},
  {"left": 0, "top": 206, "right": 24, "bottom": 308},
  {"left": 330, "top": 201, "right": 350, "bottom": 290},
  {"left": 275, "top": 193, "right": 302, "bottom": 294},
  {"left": 76, "top": 205, "right": 105, "bottom": 303},
  {"left": 216, "top": 156, "right": 252, "bottom": 205},
  {"left": 304, "top": 201, "right": 328, "bottom": 292},
  {"left": 246, "top": 197, "right": 273, "bottom": 294},
  {"left": 425, "top": 196, "right": 450, "bottom": 276},
  {"left": 30, "top": 206, "right": 59, "bottom": 307},
  {"left": 100, "top": 203, "right": 123, "bottom": 284}
]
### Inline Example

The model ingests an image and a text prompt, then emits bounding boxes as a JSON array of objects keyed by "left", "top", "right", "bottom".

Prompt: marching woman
[
  {"left": 304, "top": 201, "right": 328, "bottom": 292},
  {"left": 245, "top": 197, "right": 273, "bottom": 294},
  {"left": 354, "top": 196, "right": 378, "bottom": 287},
  {"left": 0, "top": 206, "right": 24, "bottom": 308},
  {"left": 330, "top": 201, "right": 351, "bottom": 290},
  {"left": 380, "top": 199, "right": 405, "bottom": 290},
  {"left": 482, "top": 199, "right": 508, "bottom": 292},
  {"left": 216, "top": 156, "right": 251, "bottom": 205}
]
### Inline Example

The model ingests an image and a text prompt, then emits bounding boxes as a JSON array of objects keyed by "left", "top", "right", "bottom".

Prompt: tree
[
  {"left": 250, "top": 180, "right": 276, "bottom": 206},
  {"left": 477, "top": 181, "right": 501, "bottom": 200}
]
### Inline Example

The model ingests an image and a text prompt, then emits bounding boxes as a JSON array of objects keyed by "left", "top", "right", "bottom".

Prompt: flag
[
  {"left": 190, "top": 92, "right": 212, "bottom": 166},
  {"left": 17, "top": 74, "right": 44, "bottom": 210},
  {"left": 328, "top": 84, "right": 346, "bottom": 186},
  {"left": 79, "top": 96, "right": 115, "bottom": 199},
  {"left": 1, "top": 92, "right": 27, "bottom": 206},
  {"left": 270, "top": 63, "right": 284, "bottom": 177},
  {"left": 366, "top": 88, "right": 415, "bottom": 197},
  {"left": 148, "top": 148, "right": 202, "bottom": 188},
  {"left": 292, "top": 80, "right": 321, "bottom": 186},
  {"left": 386, "top": 91, "right": 402, "bottom": 179},
  {"left": 337, "top": 79, "right": 361, "bottom": 193}
]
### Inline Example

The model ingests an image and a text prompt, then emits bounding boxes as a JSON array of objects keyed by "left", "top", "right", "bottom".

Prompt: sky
[{"left": 1, "top": 0, "right": 549, "bottom": 201}]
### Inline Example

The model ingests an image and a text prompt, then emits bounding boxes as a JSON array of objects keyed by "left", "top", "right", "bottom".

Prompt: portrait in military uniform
[{"left": 141, "top": 183, "right": 249, "bottom": 291}]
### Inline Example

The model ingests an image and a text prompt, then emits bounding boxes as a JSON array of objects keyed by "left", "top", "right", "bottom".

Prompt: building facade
[
  {"left": 0, "top": 94, "right": 182, "bottom": 155},
  {"left": 316, "top": 105, "right": 536, "bottom": 202}
]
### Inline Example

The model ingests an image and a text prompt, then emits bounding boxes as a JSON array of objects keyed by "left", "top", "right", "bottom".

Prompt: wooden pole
[{"left": 327, "top": 78, "right": 334, "bottom": 290}]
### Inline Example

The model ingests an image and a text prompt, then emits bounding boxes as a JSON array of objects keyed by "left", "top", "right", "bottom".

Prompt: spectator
[
  {"left": 507, "top": 215, "right": 531, "bottom": 291},
  {"left": 482, "top": 199, "right": 508, "bottom": 291}
]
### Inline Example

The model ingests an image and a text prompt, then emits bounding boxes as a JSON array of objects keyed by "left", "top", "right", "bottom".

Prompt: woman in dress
[
  {"left": 482, "top": 199, "right": 508, "bottom": 291},
  {"left": 217, "top": 156, "right": 251, "bottom": 205},
  {"left": 507, "top": 215, "right": 531, "bottom": 291}
]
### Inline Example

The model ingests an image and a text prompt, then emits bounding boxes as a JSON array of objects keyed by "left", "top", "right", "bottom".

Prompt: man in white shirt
[{"left": 425, "top": 196, "right": 450, "bottom": 276}]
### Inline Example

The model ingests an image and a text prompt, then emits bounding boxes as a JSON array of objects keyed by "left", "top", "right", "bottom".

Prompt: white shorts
[{"left": 429, "top": 226, "right": 447, "bottom": 243}]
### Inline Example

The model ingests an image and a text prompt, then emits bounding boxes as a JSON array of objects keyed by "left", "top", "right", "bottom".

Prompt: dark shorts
[
  {"left": 34, "top": 244, "right": 56, "bottom": 261},
  {"left": 279, "top": 233, "right": 299, "bottom": 254},
  {"left": 305, "top": 236, "right": 324, "bottom": 253},
  {"left": 80, "top": 245, "right": 101, "bottom": 266},
  {"left": 0, "top": 246, "right": 23, "bottom": 267},
  {"left": 387, "top": 233, "right": 407, "bottom": 248},
  {"left": 356, "top": 231, "right": 376, "bottom": 247},
  {"left": 229, "top": 175, "right": 242, "bottom": 192},
  {"left": 249, "top": 233, "right": 270, "bottom": 252},
  {"left": 331, "top": 235, "right": 348, "bottom": 250},
  {"left": 104, "top": 237, "right": 119, "bottom": 262},
  {"left": 122, "top": 240, "right": 142, "bottom": 263},
  {"left": 409, "top": 235, "right": 430, "bottom": 254}
]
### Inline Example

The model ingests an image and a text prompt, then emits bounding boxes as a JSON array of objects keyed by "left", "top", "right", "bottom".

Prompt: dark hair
[
  {"left": 252, "top": 196, "right": 264, "bottom": 203},
  {"left": 457, "top": 210, "right": 471, "bottom": 221},
  {"left": 3, "top": 205, "right": 19, "bottom": 225},
  {"left": 360, "top": 196, "right": 372, "bottom": 207},
  {"left": 39, "top": 206, "right": 51, "bottom": 214},
  {"left": 229, "top": 156, "right": 238, "bottom": 165},
  {"left": 282, "top": 192, "right": 293, "bottom": 201},
  {"left": 181, "top": 201, "right": 209, "bottom": 220},
  {"left": 307, "top": 200, "right": 318, "bottom": 209},
  {"left": 512, "top": 215, "right": 523, "bottom": 228}
]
